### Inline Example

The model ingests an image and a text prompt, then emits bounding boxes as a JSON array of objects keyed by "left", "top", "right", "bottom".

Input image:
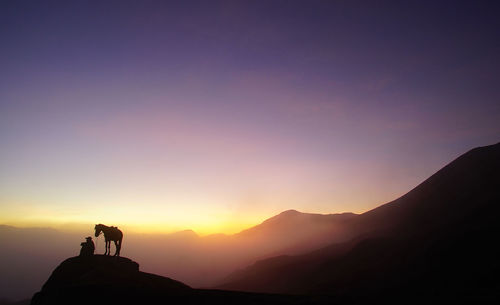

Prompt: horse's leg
[
  {"left": 105, "top": 241, "right": 109, "bottom": 255},
  {"left": 107, "top": 241, "right": 111, "bottom": 256},
  {"left": 113, "top": 240, "right": 119, "bottom": 256},
  {"left": 117, "top": 238, "right": 122, "bottom": 256}
]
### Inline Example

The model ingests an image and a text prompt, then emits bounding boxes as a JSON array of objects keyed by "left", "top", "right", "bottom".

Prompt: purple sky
[{"left": 1, "top": 1, "right": 499, "bottom": 233}]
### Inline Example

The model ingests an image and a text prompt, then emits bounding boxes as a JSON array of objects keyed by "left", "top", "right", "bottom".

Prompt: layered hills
[
  {"left": 0, "top": 207, "right": 356, "bottom": 300},
  {"left": 218, "top": 143, "right": 500, "bottom": 303}
]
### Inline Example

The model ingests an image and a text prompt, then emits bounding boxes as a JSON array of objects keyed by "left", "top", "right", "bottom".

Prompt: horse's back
[{"left": 115, "top": 227, "right": 123, "bottom": 239}]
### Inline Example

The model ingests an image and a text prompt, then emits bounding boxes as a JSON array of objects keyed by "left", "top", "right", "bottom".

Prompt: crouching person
[{"left": 80, "top": 236, "right": 95, "bottom": 257}]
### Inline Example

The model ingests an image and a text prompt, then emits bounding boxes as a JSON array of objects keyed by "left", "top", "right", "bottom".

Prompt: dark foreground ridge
[
  {"left": 31, "top": 255, "right": 189, "bottom": 305},
  {"left": 31, "top": 255, "right": 334, "bottom": 305}
]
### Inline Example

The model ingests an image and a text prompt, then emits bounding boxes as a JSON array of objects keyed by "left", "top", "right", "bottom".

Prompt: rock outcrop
[{"left": 31, "top": 255, "right": 190, "bottom": 305}]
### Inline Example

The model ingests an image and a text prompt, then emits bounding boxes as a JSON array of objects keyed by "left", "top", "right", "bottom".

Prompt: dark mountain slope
[
  {"left": 219, "top": 143, "right": 500, "bottom": 303},
  {"left": 351, "top": 142, "right": 500, "bottom": 236}
]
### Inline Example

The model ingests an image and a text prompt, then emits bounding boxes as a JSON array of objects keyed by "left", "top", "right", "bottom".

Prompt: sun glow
[{"left": 0, "top": 199, "right": 268, "bottom": 235}]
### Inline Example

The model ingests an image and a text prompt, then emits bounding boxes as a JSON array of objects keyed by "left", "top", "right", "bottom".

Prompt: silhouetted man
[{"left": 80, "top": 236, "right": 95, "bottom": 257}]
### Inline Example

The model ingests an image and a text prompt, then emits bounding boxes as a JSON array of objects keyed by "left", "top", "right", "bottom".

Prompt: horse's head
[{"left": 94, "top": 224, "right": 102, "bottom": 237}]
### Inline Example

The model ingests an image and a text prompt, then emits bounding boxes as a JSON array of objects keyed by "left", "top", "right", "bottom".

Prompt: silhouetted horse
[{"left": 94, "top": 224, "right": 123, "bottom": 256}]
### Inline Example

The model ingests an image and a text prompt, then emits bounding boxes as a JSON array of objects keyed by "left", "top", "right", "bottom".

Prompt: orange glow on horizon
[
  {"left": 0, "top": 211, "right": 270, "bottom": 236},
  {"left": 0, "top": 181, "right": 408, "bottom": 236}
]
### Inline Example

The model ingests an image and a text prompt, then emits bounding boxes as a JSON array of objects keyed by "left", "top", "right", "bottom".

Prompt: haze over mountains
[
  {"left": 1, "top": 142, "right": 499, "bottom": 304},
  {"left": 219, "top": 142, "right": 500, "bottom": 303},
  {"left": 0, "top": 209, "right": 356, "bottom": 301}
]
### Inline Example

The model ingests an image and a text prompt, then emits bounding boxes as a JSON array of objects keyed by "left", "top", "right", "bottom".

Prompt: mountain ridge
[{"left": 217, "top": 142, "right": 500, "bottom": 303}]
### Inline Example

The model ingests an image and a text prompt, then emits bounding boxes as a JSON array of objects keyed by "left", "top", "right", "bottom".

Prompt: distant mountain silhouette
[
  {"left": 237, "top": 209, "right": 355, "bottom": 237},
  {"left": 170, "top": 229, "right": 199, "bottom": 239},
  {"left": 122, "top": 209, "right": 357, "bottom": 288},
  {"left": 218, "top": 142, "right": 500, "bottom": 304},
  {"left": 30, "top": 255, "right": 334, "bottom": 305},
  {"left": 232, "top": 209, "right": 357, "bottom": 256}
]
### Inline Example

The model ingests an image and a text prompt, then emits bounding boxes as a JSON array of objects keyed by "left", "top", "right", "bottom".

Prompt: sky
[{"left": 1, "top": 0, "right": 499, "bottom": 234}]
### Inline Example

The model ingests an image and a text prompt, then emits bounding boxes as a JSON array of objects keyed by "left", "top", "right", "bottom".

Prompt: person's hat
[{"left": 86, "top": 236, "right": 92, "bottom": 240}]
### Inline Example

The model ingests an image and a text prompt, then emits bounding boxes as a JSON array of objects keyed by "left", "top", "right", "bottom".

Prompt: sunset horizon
[
  {"left": 1, "top": 140, "right": 494, "bottom": 235},
  {"left": 1, "top": 204, "right": 359, "bottom": 236}
]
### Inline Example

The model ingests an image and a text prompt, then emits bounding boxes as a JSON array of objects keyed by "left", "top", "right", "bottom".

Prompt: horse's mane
[{"left": 96, "top": 224, "right": 121, "bottom": 232}]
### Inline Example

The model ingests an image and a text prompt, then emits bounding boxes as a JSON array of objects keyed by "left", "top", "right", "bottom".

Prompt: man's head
[{"left": 86, "top": 236, "right": 92, "bottom": 241}]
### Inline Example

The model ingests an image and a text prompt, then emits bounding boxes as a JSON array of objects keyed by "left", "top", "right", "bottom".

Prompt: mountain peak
[
  {"left": 172, "top": 229, "right": 199, "bottom": 238},
  {"left": 279, "top": 209, "right": 301, "bottom": 215}
]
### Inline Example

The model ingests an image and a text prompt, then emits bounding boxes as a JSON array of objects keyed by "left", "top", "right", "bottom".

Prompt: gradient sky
[{"left": 1, "top": 0, "right": 499, "bottom": 234}]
